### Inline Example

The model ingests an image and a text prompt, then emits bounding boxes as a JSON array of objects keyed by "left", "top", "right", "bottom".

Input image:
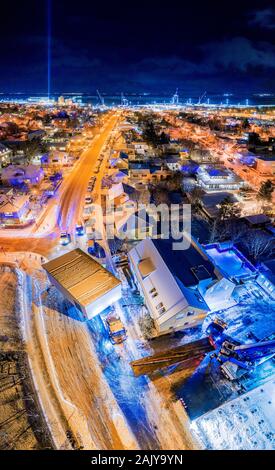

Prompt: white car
[{"left": 60, "top": 231, "right": 71, "bottom": 246}]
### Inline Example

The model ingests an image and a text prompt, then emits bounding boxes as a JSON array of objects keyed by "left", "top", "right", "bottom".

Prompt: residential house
[
  {"left": 256, "top": 259, "right": 275, "bottom": 300},
  {"left": 0, "top": 143, "right": 12, "bottom": 168},
  {"left": 196, "top": 165, "right": 245, "bottom": 191},
  {"left": 2, "top": 164, "right": 44, "bottom": 187},
  {"left": 129, "top": 237, "right": 235, "bottom": 335},
  {"left": 0, "top": 194, "right": 30, "bottom": 225}
]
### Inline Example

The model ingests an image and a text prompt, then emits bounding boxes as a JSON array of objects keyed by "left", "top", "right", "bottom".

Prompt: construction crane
[
  {"left": 121, "top": 92, "right": 128, "bottom": 107},
  {"left": 171, "top": 89, "right": 179, "bottom": 105},
  {"left": 197, "top": 91, "right": 207, "bottom": 105},
  {"left": 207, "top": 319, "right": 275, "bottom": 380},
  {"left": 96, "top": 89, "right": 105, "bottom": 106}
]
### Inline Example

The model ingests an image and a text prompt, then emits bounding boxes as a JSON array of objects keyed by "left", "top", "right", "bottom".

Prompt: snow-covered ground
[
  {"left": 192, "top": 379, "right": 275, "bottom": 450},
  {"left": 204, "top": 278, "right": 275, "bottom": 344}
]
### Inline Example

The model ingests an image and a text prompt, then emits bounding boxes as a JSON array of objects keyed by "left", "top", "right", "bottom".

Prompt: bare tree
[
  {"left": 189, "top": 187, "right": 204, "bottom": 205},
  {"left": 138, "top": 313, "right": 156, "bottom": 340},
  {"left": 243, "top": 231, "right": 275, "bottom": 261},
  {"left": 108, "top": 237, "right": 124, "bottom": 255}
]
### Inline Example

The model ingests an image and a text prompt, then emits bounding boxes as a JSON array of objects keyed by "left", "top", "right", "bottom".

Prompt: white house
[
  {"left": 165, "top": 155, "right": 182, "bottom": 171},
  {"left": 256, "top": 259, "right": 275, "bottom": 300},
  {"left": 0, "top": 194, "right": 30, "bottom": 225},
  {"left": 1, "top": 164, "right": 44, "bottom": 187},
  {"left": 129, "top": 238, "right": 235, "bottom": 335},
  {"left": 196, "top": 165, "right": 245, "bottom": 191}
]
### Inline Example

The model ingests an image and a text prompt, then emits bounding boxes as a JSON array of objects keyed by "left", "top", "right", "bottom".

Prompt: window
[
  {"left": 159, "top": 307, "right": 166, "bottom": 315},
  {"left": 149, "top": 287, "right": 156, "bottom": 294},
  {"left": 152, "top": 292, "right": 158, "bottom": 298},
  {"left": 156, "top": 302, "right": 164, "bottom": 310},
  {"left": 187, "top": 311, "right": 194, "bottom": 316}
]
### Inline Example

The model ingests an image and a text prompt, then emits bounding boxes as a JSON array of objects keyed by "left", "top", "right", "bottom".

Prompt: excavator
[{"left": 207, "top": 319, "right": 275, "bottom": 380}]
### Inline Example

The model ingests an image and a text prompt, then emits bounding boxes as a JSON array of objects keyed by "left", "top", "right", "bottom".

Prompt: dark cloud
[
  {"left": 249, "top": 8, "right": 275, "bottom": 29},
  {"left": 0, "top": 0, "right": 274, "bottom": 94}
]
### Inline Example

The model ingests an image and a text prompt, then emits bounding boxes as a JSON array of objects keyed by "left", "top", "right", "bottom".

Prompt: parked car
[
  {"left": 75, "top": 222, "right": 85, "bottom": 236},
  {"left": 60, "top": 231, "right": 71, "bottom": 246}
]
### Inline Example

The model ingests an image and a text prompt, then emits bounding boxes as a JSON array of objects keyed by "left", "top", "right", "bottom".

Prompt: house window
[
  {"left": 152, "top": 292, "right": 158, "bottom": 298},
  {"left": 149, "top": 287, "right": 156, "bottom": 294},
  {"left": 156, "top": 302, "right": 164, "bottom": 310},
  {"left": 187, "top": 311, "right": 194, "bottom": 316}
]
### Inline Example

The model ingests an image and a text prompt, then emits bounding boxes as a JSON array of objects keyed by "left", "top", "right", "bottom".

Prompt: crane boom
[{"left": 96, "top": 89, "right": 104, "bottom": 106}]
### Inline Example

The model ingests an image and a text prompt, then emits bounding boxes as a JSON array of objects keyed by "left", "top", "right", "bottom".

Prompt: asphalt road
[{"left": 0, "top": 112, "right": 120, "bottom": 256}]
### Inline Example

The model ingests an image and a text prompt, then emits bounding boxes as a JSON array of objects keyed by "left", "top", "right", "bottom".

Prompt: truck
[
  {"left": 106, "top": 316, "right": 127, "bottom": 344},
  {"left": 207, "top": 319, "right": 275, "bottom": 380}
]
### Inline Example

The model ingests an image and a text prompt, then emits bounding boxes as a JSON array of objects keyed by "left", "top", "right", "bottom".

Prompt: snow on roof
[
  {"left": 197, "top": 166, "right": 243, "bottom": 185},
  {"left": 2, "top": 164, "right": 43, "bottom": 179},
  {"left": 0, "top": 194, "right": 29, "bottom": 213},
  {"left": 108, "top": 182, "right": 136, "bottom": 201},
  {"left": 192, "top": 379, "right": 275, "bottom": 450},
  {"left": 43, "top": 249, "right": 121, "bottom": 307},
  {"left": 138, "top": 258, "right": 156, "bottom": 277}
]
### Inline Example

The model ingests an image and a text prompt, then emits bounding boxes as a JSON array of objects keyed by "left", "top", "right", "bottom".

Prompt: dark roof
[
  {"left": 128, "top": 162, "right": 162, "bottom": 173},
  {"left": 119, "top": 151, "right": 129, "bottom": 159},
  {"left": 152, "top": 238, "right": 216, "bottom": 288},
  {"left": 260, "top": 259, "right": 275, "bottom": 286},
  {"left": 121, "top": 183, "right": 137, "bottom": 196},
  {"left": 263, "top": 259, "right": 275, "bottom": 275},
  {"left": 129, "top": 162, "right": 150, "bottom": 170},
  {"left": 120, "top": 169, "right": 128, "bottom": 175},
  {"left": 168, "top": 191, "right": 184, "bottom": 204},
  {"left": 244, "top": 214, "right": 271, "bottom": 225},
  {"left": 202, "top": 192, "right": 238, "bottom": 208},
  {"left": 256, "top": 155, "right": 275, "bottom": 162}
]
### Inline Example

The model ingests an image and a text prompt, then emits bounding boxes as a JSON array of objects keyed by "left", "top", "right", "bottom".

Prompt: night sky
[{"left": 0, "top": 0, "right": 274, "bottom": 95}]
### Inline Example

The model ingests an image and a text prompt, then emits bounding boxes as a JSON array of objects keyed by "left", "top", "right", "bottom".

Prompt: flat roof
[
  {"left": 193, "top": 379, "right": 275, "bottom": 450},
  {"left": 244, "top": 214, "right": 271, "bottom": 225},
  {"left": 202, "top": 192, "right": 238, "bottom": 208},
  {"left": 151, "top": 238, "right": 217, "bottom": 288},
  {"left": 43, "top": 249, "right": 121, "bottom": 307}
]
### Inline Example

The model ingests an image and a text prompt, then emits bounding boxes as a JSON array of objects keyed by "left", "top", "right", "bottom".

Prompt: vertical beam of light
[{"left": 47, "top": 0, "right": 52, "bottom": 100}]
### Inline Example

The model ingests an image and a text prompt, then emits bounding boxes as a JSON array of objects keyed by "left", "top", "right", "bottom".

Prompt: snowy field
[{"left": 192, "top": 379, "right": 275, "bottom": 450}]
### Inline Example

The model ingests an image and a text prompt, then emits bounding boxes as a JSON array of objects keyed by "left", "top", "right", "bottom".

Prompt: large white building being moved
[{"left": 129, "top": 238, "right": 235, "bottom": 335}]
